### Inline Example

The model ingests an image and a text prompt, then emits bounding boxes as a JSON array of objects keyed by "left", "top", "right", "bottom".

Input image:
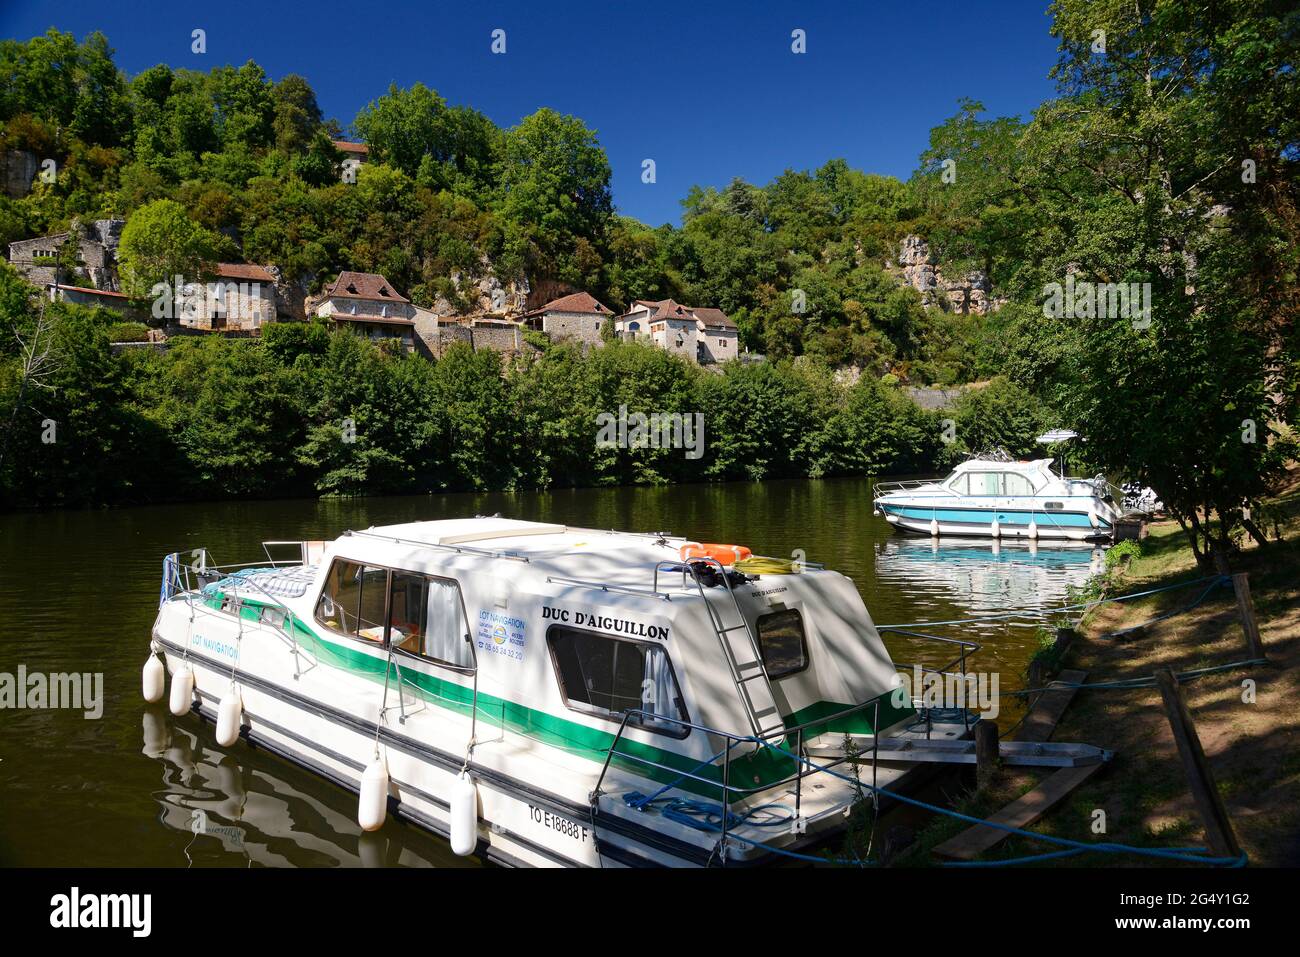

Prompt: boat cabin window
[
  {"left": 546, "top": 627, "right": 689, "bottom": 737},
  {"left": 967, "top": 472, "right": 1003, "bottom": 496},
  {"left": 388, "top": 571, "right": 472, "bottom": 670},
  {"left": 756, "top": 609, "right": 809, "bottom": 678},
  {"left": 314, "top": 560, "right": 389, "bottom": 641},
  {"left": 960, "top": 471, "right": 1037, "bottom": 496},
  {"left": 1002, "top": 473, "right": 1035, "bottom": 496}
]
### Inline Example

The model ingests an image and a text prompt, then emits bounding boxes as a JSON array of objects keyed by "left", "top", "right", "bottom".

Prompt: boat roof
[
  {"left": 347, "top": 518, "right": 698, "bottom": 589},
  {"left": 951, "top": 457, "right": 1055, "bottom": 473}
]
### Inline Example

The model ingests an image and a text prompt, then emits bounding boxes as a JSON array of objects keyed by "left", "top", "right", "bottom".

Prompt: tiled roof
[
  {"left": 324, "top": 271, "right": 409, "bottom": 303},
  {"left": 215, "top": 262, "right": 275, "bottom": 283},
  {"left": 691, "top": 307, "right": 737, "bottom": 329},
  {"left": 332, "top": 140, "right": 369, "bottom": 155},
  {"left": 521, "top": 291, "right": 611, "bottom": 318},
  {"left": 621, "top": 298, "right": 734, "bottom": 328}
]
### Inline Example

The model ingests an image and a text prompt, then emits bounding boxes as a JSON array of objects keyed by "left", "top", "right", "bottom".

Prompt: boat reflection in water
[
  {"left": 140, "top": 708, "right": 470, "bottom": 867},
  {"left": 873, "top": 538, "right": 1104, "bottom": 640}
]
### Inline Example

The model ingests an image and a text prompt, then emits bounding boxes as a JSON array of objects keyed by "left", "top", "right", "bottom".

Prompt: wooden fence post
[
  {"left": 974, "top": 719, "right": 999, "bottom": 789},
  {"left": 1153, "top": 668, "right": 1241, "bottom": 860},
  {"left": 1231, "top": 573, "right": 1267, "bottom": 662}
]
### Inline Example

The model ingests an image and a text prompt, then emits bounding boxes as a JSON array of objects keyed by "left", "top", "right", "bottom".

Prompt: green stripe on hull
[{"left": 196, "top": 594, "right": 913, "bottom": 801}]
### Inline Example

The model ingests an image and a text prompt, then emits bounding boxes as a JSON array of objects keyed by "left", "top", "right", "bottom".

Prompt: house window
[
  {"left": 756, "top": 609, "right": 809, "bottom": 679},
  {"left": 547, "top": 626, "right": 689, "bottom": 736}
]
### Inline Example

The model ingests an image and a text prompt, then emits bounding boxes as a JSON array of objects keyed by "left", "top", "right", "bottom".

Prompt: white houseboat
[
  {"left": 146, "top": 518, "right": 975, "bottom": 867},
  {"left": 873, "top": 455, "right": 1123, "bottom": 542}
]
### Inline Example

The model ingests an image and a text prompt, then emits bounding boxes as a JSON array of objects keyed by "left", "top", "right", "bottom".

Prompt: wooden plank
[
  {"left": 1231, "top": 573, "right": 1267, "bottom": 661},
  {"left": 1017, "top": 669, "right": 1087, "bottom": 743},
  {"left": 1153, "top": 668, "right": 1241, "bottom": 859},
  {"left": 933, "top": 762, "right": 1104, "bottom": 860}
]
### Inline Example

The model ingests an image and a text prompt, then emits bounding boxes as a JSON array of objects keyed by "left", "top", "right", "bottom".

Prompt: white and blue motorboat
[{"left": 872, "top": 450, "right": 1123, "bottom": 542}]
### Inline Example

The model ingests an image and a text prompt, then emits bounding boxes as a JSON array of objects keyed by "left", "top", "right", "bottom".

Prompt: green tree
[{"left": 117, "top": 198, "right": 221, "bottom": 300}]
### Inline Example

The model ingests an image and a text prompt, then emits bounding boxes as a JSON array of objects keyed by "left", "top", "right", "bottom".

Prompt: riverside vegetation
[{"left": 1, "top": 1, "right": 1297, "bottom": 575}]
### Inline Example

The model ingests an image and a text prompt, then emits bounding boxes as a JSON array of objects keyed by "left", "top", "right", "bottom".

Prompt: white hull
[
  {"left": 882, "top": 511, "right": 1106, "bottom": 542},
  {"left": 156, "top": 630, "right": 962, "bottom": 868}
]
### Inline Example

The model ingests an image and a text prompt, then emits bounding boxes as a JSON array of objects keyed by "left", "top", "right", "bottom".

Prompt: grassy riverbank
[{"left": 897, "top": 477, "right": 1300, "bottom": 867}]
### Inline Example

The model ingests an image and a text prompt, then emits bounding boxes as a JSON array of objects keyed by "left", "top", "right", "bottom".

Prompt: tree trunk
[{"left": 1241, "top": 517, "right": 1270, "bottom": 550}]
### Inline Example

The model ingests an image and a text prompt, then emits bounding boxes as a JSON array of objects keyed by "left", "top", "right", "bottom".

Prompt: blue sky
[{"left": 2, "top": 0, "right": 1062, "bottom": 226}]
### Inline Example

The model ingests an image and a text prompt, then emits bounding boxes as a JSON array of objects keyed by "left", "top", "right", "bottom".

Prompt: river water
[{"left": 0, "top": 478, "right": 1104, "bottom": 867}]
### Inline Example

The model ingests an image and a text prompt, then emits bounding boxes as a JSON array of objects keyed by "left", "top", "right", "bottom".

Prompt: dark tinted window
[
  {"left": 757, "top": 609, "right": 808, "bottom": 678},
  {"left": 547, "top": 627, "right": 688, "bottom": 736}
]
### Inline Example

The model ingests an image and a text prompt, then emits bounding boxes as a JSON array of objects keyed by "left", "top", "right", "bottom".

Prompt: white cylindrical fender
[
  {"left": 169, "top": 664, "right": 194, "bottom": 716},
  {"left": 215, "top": 687, "right": 243, "bottom": 747},
  {"left": 929, "top": 518, "right": 939, "bottom": 537},
  {"left": 1027, "top": 520, "right": 1038, "bottom": 540},
  {"left": 450, "top": 772, "right": 479, "bottom": 857},
  {"left": 358, "top": 757, "right": 389, "bottom": 832},
  {"left": 990, "top": 518, "right": 1000, "bottom": 539},
  {"left": 143, "top": 653, "right": 165, "bottom": 703}
]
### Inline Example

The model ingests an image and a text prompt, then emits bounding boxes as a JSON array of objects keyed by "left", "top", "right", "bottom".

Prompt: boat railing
[
  {"left": 344, "top": 529, "right": 531, "bottom": 562},
  {"left": 591, "top": 692, "right": 894, "bottom": 860},
  {"left": 591, "top": 626, "right": 981, "bottom": 860},
  {"left": 872, "top": 478, "right": 951, "bottom": 496},
  {"left": 159, "top": 549, "right": 319, "bottom": 676},
  {"left": 878, "top": 627, "right": 981, "bottom": 739}
]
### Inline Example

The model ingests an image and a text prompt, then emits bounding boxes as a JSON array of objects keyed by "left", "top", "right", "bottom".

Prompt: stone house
[
  {"left": 315, "top": 270, "right": 417, "bottom": 350},
  {"left": 333, "top": 140, "right": 368, "bottom": 164},
  {"left": 333, "top": 140, "right": 368, "bottom": 181},
  {"left": 7, "top": 219, "right": 125, "bottom": 291},
  {"left": 519, "top": 291, "right": 611, "bottom": 346},
  {"left": 614, "top": 299, "right": 739, "bottom": 364},
  {"left": 176, "top": 263, "right": 279, "bottom": 331}
]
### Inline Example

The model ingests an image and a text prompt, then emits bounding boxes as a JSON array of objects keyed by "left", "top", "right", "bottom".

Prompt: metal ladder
[{"left": 657, "top": 559, "right": 786, "bottom": 740}]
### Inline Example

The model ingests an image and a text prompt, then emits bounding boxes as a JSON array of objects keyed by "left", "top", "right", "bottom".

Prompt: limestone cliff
[{"left": 890, "top": 235, "right": 1001, "bottom": 315}]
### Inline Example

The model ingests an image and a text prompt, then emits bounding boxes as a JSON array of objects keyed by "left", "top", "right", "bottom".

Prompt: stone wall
[
  {"left": 697, "top": 329, "right": 738, "bottom": 364},
  {"left": 542, "top": 310, "right": 606, "bottom": 347},
  {"left": 421, "top": 323, "right": 542, "bottom": 359}
]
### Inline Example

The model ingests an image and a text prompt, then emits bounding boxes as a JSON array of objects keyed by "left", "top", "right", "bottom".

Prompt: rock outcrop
[
  {"left": 433, "top": 256, "right": 530, "bottom": 317},
  {"left": 2, "top": 150, "right": 38, "bottom": 198},
  {"left": 893, "top": 235, "right": 1000, "bottom": 315}
]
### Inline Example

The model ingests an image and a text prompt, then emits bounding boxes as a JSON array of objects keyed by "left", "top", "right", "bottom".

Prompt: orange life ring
[{"left": 679, "top": 542, "right": 753, "bottom": 565}]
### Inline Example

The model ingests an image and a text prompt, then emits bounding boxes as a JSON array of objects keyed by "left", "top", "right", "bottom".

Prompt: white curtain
[
  {"left": 640, "top": 646, "right": 679, "bottom": 728},
  {"left": 423, "top": 579, "right": 467, "bottom": 666}
]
